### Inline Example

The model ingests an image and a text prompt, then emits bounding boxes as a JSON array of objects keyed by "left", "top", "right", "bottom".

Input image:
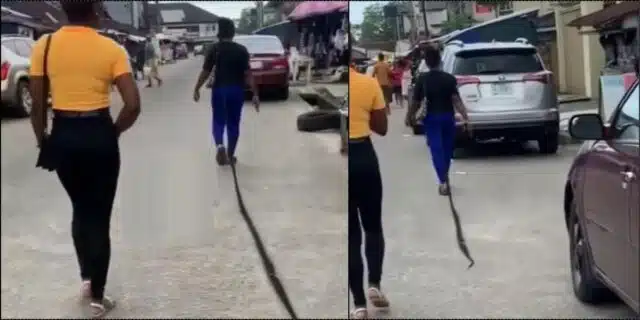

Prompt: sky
[
  {"left": 349, "top": 1, "right": 387, "bottom": 25},
  {"left": 183, "top": 1, "right": 266, "bottom": 20}
]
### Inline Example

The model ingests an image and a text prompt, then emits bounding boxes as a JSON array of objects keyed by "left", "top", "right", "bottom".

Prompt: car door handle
[{"left": 620, "top": 171, "right": 637, "bottom": 182}]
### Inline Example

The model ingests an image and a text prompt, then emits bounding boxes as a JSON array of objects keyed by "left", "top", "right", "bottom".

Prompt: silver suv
[
  {"left": 442, "top": 39, "right": 559, "bottom": 154},
  {"left": 1, "top": 35, "right": 34, "bottom": 117}
]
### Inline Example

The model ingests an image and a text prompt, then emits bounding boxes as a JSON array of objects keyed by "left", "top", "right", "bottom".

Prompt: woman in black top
[{"left": 406, "top": 45, "right": 470, "bottom": 195}]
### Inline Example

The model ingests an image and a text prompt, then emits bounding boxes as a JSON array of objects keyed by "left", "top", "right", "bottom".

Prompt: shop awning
[
  {"left": 1, "top": 11, "right": 56, "bottom": 32},
  {"left": 568, "top": 1, "right": 640, "bottom": 28},
  {"left": 288, "top": 1, "right": 347, "bottom": 21}
]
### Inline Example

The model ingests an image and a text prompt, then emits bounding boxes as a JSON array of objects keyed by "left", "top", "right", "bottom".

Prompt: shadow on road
[{"left": 453, "top": 140, "right": 579, "bottom": 160}]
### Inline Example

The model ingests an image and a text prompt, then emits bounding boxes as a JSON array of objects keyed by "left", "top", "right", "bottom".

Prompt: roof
[
  {"left": 1, "top": 11, "right": 56, "bottom": 32},
  {"left": 148, "top": 2, "right": 219, "bottom": 25},
  {"left": 568, "top": 1, "right": 640, "bottom": 28},
  {"left": 1, "top": 1, "right": 67, "bottom": 27}
]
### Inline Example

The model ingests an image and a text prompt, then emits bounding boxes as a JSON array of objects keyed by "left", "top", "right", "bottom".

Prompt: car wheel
[
  {"left": 16, "top": 80, "right": 32, "bottom": 117},
  {"left": 568, "top": 201, "right": 616, "bottom": 304},
  {"left": 276, "top": 86, "right": 289, "bottom": 101},
  {"left": 538, "top": 132, "right": 559, "bottom": 154},
  {"left": 297, "top": 110, "right": 341, "bottom": 132}
]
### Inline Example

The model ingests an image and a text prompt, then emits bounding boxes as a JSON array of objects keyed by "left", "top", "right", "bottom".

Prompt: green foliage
[
  {"left": 360, "top": 3, "right": 395, "bottom": 42},
  {"left": 440, "top": 13, "right": 477, "bottom": 35},
  {"left": 237, "top": 7, "right": 257, "bottom": 34}
]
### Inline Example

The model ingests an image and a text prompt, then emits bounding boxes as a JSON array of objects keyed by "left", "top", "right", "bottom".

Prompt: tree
[
  {"left": 439, "top": 13, "right": 477, "bottom": 35},
  {"left": 360, "top": 3, "right": 395, "bottom": 43},
  {"left": 237, "top": 7, "right": 257, "bottom": 34}
]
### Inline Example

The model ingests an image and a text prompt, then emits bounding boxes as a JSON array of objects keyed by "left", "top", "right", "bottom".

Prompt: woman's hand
[{"left": 193, "top": 89, "right": 200, "bottom": 103}]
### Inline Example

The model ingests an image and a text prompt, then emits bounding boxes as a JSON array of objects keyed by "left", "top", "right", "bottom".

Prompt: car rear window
[
  {"left": 234, "top": 37, "right": 284, "bottom": 55},
  {"left": 453, "top": 48, "right": 544, "bottom": 75}
]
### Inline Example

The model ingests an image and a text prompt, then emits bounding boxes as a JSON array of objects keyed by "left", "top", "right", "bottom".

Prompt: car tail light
[
  {"left": 1, "top": 62, "right": 9, "bottom": 81},
  {"left": 523, "top": 71, "right": 552, "bottom": 84},
  {"left": 271, "top": 56, "right": 288, "bottom": 70},
  {"left": 455, "top": 76, "right": 480, "bottom": 86}
]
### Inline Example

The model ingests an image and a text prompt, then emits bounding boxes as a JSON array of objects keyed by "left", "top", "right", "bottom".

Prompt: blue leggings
[
  {"left": 211, "top": 86, "right": 244, "bottom": 157},
  {"left": 423, "top": 113, "right": 456, "bottom": 184}
]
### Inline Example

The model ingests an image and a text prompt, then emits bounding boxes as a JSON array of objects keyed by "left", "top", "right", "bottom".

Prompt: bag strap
[{"left": 43, "top": 34, "right": 53, "bottom": 131}]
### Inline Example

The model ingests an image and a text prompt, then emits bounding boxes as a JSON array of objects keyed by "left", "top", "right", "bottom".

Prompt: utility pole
[
  {"left": 406, "top": 1, "right": 418, "bottom": 46},
  {"left": 420, "top": 1, "right": 430, "bottom": 40},
  {"left": 155, "top": 0, "right": 161, "bottom": 33},
  {"left": 142, "top": 0, "right": 150, "bottom": 34},
  {"left": 256, "top": 1, "right": 264, "bottom": 29}
]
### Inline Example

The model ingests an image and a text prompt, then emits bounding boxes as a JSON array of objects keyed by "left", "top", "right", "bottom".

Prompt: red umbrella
[{"left": 288, "top": 1, "right": 347, "bottom": 20}]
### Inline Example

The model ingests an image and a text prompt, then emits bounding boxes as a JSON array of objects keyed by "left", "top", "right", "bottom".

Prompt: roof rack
[{"left": 515, "top": 37, "right": 529, "bottom": 44}]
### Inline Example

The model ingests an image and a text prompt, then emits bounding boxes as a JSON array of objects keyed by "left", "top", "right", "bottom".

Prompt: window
[
  {"left": 612, "top": 83, "right": 639, "bottom": 143},
  {"left": 453, "top": 48, "right": 544, "bottom": 75},
  {"left": 497, "top": 1, "right": 513, "bottom": 15},
  {"left": 13, "top": 40, "right": 32, "bottom": 58},
  {"left": 1, "top": 40, "right": 17, "bottom": 54},
  {"left": 234, "top": 36, "right": 284, "bottom": 55}
]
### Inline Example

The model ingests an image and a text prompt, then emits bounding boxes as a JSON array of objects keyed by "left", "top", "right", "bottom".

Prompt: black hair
[
  {"left": 424, "top": 45, "right": 441, "bottom": 69},
  {"left": 217, "top": 18, "right": 235, "bottom": 40},
  {"left": 378, "top": 53, "right": 384, "bottom": 61},
  {"left": 60, "top": 0, "right": 99, "bottom": 24}
]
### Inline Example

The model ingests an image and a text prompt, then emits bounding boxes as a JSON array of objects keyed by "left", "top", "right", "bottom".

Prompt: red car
[
  {"left": 565, "top": 78, "right": 638, "bottom": 314},
  {"left": 234, "top": 35, "right": 289, "bottom": 100}
]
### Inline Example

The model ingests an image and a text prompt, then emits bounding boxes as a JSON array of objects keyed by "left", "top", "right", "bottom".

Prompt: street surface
[
  {"left": 1, "top": 57, "right": 347, "bottom": 318},
  {"left": 367, "top": 108, "right": 637, "bottom": 318}
]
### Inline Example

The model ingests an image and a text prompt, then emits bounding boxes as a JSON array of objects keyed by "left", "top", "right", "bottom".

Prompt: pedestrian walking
[
  {"left": 405, "top": 45, "right": 471, "bottom": 195},
  {"left": 390, "top": 60, "right": 404, "bottom": 108},
  {"left": 348, "top": 58, "right": 389, "bottom": 319},
  {"left": 401, "top": 59, "right": 413, "bottom": 105},
  {"left": 372, "top": 53, "right": 392, "bottom": 114},
  {"left": 134, "top": 40, "right": 147, "bottom": 81},
  {"left": 145, "top": 35, "right": 163, "bottom": 88},
  {"left": 28, "top": 1, "right": 141, "bottom": 317},
  {"left": 192, "top": 18, "right": 259, "bottom": 166}
]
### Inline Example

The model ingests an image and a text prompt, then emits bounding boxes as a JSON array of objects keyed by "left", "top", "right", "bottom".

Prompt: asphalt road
[
  {"left": 1, "top": 57, "right": 347, "bottom": 318},
  {"left": 365, "top": 106, "right": 637, "bottom": 318}
]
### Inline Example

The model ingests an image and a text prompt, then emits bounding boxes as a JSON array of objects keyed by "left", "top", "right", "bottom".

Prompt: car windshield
[
  {"left": 234, "top": 37, "right": 284, "bottom": 55},
  {"left": 453, "top": 48, "right": 544, "bottom": 75},
  {"left": 618, "top": 83, "right": 639, "bottom": 123}
]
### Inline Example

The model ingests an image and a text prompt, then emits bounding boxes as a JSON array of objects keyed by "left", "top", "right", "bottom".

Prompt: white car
[{"left": 1, "top": 35, "right": 34, "bottom": 116}]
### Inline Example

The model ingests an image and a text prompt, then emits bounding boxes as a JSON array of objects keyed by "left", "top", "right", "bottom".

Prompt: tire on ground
[{"left": 297, "top": 110, "right": 341, "bottom": 132}]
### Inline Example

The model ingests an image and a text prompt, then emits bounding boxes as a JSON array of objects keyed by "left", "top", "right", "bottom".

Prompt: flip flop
[
  {"left": 350, "top": 307, "right": 368, "bottom": 319},
  {"left": 89, "top": 296, "right": 115, "bottom": 319},
  {"left": 367, "top": 287, "right": 390, "bottom": 309}
]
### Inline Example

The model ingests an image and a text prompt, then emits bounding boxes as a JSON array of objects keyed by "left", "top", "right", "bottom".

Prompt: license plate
[
  {"left": 491, "top": 83, "right": 513, "bottom": 96},
  {"left": 250, "top": 61, "right": 263, "bottom": 69}
]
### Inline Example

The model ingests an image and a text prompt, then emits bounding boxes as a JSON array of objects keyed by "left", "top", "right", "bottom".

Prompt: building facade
[
  {"left": 102, "top": 1, "right": 146, "bottom": 29},
  {"left": 149, "top": 3, "right": 219, "bottom": 43}
]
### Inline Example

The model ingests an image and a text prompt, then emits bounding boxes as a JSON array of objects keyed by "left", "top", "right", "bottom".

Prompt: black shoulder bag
[{"left": 36, "top": 34, "right": 57, "bottom": 172}]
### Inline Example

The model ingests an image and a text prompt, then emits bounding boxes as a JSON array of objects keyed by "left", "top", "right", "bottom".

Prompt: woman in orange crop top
[{"left": 29, "top": 1, "right": 141, "bottom": 317}]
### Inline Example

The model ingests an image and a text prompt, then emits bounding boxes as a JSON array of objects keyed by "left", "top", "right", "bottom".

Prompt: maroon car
[
  {"left": 565, "top": 78, "right": 639, "bottom": 314},
  {"left": 234, "top": 35, "right": 290, "bottom": 100}
]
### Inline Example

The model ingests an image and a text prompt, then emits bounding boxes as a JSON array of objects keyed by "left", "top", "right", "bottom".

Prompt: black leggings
[
  {"left": 50, "top": 112, "right": 120, "bottom": 301},
  {"left": 348, "top": 137, "right": 385, "bottom": 307}
]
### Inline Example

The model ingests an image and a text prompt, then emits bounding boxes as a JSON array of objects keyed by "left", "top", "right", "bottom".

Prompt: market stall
[{"left": 288, "top": 1, "right": 348, "bottom": 81}]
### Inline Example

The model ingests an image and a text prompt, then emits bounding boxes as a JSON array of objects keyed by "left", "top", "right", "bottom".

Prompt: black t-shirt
[
  {"left": 202, "top": 40, "right": 250, "bottom": 88},
  {"left": 413, "top": 69, "right": 459, "bottom": 114}
]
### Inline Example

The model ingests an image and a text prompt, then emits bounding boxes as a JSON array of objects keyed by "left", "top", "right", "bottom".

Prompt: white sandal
[
  {"left": 89, "top": 296, "right": 116, "bottom": 318},
  {"left": 350, "top": 307, "right": 368, "bottom": 319},
  {"left": 367, "top": 287, "right": 390, "bottom": 308}
]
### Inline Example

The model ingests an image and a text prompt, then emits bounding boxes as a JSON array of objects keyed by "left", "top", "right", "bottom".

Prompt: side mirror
[{"left": 569, "top": 114, "right": 606, "bottom": 140}]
